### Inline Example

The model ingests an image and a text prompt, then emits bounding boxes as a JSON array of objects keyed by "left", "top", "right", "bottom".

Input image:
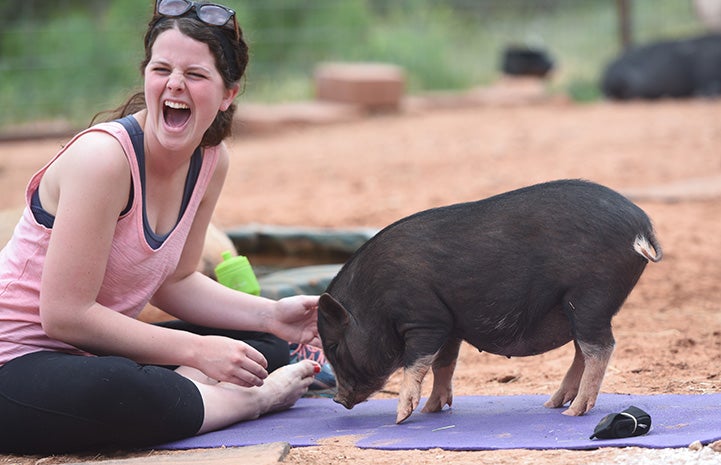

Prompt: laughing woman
[{"left": 0, "top": 0, "right": 325, "bottom": 454}]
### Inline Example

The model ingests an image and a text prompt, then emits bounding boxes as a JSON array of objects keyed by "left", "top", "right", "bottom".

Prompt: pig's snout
[
  {"left": 333, "top": 395, "right": 357, "bottom": 410},
  {"left": 332, "top": 379, "right": 373, "bottom": 410},
  {"left": 333, "top": 386, "right": 370, "bottom": 410}
]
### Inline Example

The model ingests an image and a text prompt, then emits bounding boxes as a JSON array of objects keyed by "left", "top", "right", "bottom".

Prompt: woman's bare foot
[
  {"left": 190, "top": 359, "right": 319, "bottom": 434},
  {"left": 258, "top": 360, "right": 319, "bottom": 414}
]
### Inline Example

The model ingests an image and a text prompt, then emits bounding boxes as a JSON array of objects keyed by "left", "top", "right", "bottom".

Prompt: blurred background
[{"left": 0, "top": 0, "right": 715, "bottom": 132}]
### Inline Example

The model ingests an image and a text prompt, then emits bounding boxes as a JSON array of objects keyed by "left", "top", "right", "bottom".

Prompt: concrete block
[{"left": 314, "top": 62, "right": 405, "bottom": 112}]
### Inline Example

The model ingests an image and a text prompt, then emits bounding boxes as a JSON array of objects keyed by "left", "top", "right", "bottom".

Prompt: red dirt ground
[{"left": 0, "top": 97, "right": 720, "bottom": 464}]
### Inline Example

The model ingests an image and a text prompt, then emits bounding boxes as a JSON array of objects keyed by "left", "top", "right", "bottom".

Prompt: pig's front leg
[
  {"left": 396, "top": 354, "right": 434, "bottom": 424},
  {"left": 422, "top": 338, "right": 462, "bottom": 414}
]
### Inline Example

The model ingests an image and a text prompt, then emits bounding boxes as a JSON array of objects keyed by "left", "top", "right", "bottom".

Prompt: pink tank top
[{"left": 0, "top": 118, "right": 220, "bottom": 365}]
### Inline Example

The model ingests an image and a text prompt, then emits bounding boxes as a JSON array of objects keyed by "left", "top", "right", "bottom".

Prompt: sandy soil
[{"left": 0, "top": 97, "right": 720, "bottom": 464}]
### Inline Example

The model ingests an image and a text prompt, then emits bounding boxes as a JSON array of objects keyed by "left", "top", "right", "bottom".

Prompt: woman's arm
[
  {"left": 150, "top": 144, "right": 320, "bottom": 344},
  {"left": 39, "top": 130, "right": 138, "bottom": 348},
  {"left": 37, "top": 134, "right": 269, "bottom": 386}
]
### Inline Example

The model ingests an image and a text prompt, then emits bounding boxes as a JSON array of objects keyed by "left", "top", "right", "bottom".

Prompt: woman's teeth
[{"left": 165, "top": 100, "right": 189, "bottom": 109}]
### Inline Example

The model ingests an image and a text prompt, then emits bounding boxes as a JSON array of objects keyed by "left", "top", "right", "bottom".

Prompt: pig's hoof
[
  {"left": 396, "top": 406, "right": 414, "bottom": 424},
  {"left": 396, "top": 411, "right": 412, "bottom": 424},
  {"left": 421, "top": 402, "right": 441, "bottom": 413},
  {"left": 544, "top": 390, "right": 578, "bottom": 409},
  {"left": 396, "top": 391, "right": 420, "bottom": 424},
  {"left": 543, "top": 398, "right": 563, "bottom": 409},
  {"left": 421, "top": 393, "right": 453, "bottom": 413},
  {"left": 563, "top": 399, "right": 594, "bottom": 416},
  {"left": 561, "top": 406, "right": 586, "bottom": 416}
]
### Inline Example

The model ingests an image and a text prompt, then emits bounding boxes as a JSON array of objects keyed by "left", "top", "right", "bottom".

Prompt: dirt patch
[{"left": 0, "top": 98, "right": 720, "bottom": 464}]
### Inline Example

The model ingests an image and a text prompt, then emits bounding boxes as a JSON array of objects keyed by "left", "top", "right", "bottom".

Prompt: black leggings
[{"left": 0, "top": 323, "right": 289, "bottom": 454}]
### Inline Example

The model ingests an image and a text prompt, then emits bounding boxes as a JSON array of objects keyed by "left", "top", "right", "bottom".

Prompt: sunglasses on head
[{"left": 155, "top": 0, "right": 239, "bottom": 39}]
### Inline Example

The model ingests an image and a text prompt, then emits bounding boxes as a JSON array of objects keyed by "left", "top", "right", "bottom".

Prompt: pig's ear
[{"left": 319, "top": 292, "right": 350, "bottom": 329}]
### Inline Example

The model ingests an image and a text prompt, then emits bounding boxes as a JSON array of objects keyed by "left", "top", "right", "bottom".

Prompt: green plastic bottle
[{"left": 214, "top": 251, "right": 261, "bottom": 296}]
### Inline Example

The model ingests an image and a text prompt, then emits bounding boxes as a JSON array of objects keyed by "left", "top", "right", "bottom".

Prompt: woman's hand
[
  {"left": 270, "top": 295, "right": 321, "bottom": 347},
  {"left": 194, "top": 335, "right": 270, "bottom": 387}
]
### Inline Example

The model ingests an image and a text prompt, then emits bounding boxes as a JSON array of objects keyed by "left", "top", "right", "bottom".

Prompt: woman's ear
[{"left": 220, "top": 83, "right": 240, "bottom": 111}]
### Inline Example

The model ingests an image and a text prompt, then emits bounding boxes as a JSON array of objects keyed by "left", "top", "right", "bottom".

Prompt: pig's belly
[
  {"left": 465, "top": 310, "right": 574, "bottom": 357},
  {"left": 475, "top": 334, "right": 574, "bottom": 358}
]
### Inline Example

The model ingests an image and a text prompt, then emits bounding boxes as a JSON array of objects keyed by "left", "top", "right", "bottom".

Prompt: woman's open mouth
[{"left": 163, "top": 100, "right": 191, "bottom": 129}]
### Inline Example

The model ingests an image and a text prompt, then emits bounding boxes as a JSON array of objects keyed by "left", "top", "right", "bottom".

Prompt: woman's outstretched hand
[{"left": 271, "top": 295, "right": 321, "bottom": 348}]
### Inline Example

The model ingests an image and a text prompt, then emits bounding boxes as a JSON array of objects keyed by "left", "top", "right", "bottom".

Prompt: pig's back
[
  {"left": 347, "top": 179, "right": 652, "bottom": 264},
  {"left": 326, "top": 179, "right": 655, "bottom": 338}
]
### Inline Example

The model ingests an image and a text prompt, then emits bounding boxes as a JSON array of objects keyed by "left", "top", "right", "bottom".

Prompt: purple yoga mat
[{"left": 155, "top": 393, "right": 721, "bottom": 451}]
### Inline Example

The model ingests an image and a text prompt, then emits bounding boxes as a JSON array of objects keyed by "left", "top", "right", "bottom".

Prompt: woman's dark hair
[{"left": 92, "top": 10, "right": 249, "bottom": 147}]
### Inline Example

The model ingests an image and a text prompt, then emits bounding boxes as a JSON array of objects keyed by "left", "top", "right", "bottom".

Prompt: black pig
[
  {"left": 318, "top": 179, "right": 662, "bottom": 424},
  {"left": 501, "top": 46, "right": 554, "bottom": 78},
  {"left": 602, "top": 34, "right": 721, "bottom": 100}
]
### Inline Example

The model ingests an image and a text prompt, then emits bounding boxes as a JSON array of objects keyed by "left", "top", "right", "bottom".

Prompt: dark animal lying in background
[
  {"left": 602, "top": 34, "right": 721, "bottom": 99},
  {"left": 318, "top": 179, "right": 662, "bottom": 424},
  {"left": 501, "top": 46, "right": 555, "bottom": 78}
]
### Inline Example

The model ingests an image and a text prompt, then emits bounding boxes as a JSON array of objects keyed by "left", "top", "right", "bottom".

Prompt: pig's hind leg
[
  {"left": 422, "top": 337, "right": 462, "bottom": 414},
  {"left": 546, "top": 340, "right": 613, "bottom": 416},
  {"left": 543, "top": 340, "right": 585, "bottom": 410},
  {"left": 545, "top": 296, "right": 616, "bottom": 416}
]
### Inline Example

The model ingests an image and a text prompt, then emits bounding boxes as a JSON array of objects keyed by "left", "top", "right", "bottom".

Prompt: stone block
[{"left": 314, "top": 62, "right": 405, "bottom": 112}]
